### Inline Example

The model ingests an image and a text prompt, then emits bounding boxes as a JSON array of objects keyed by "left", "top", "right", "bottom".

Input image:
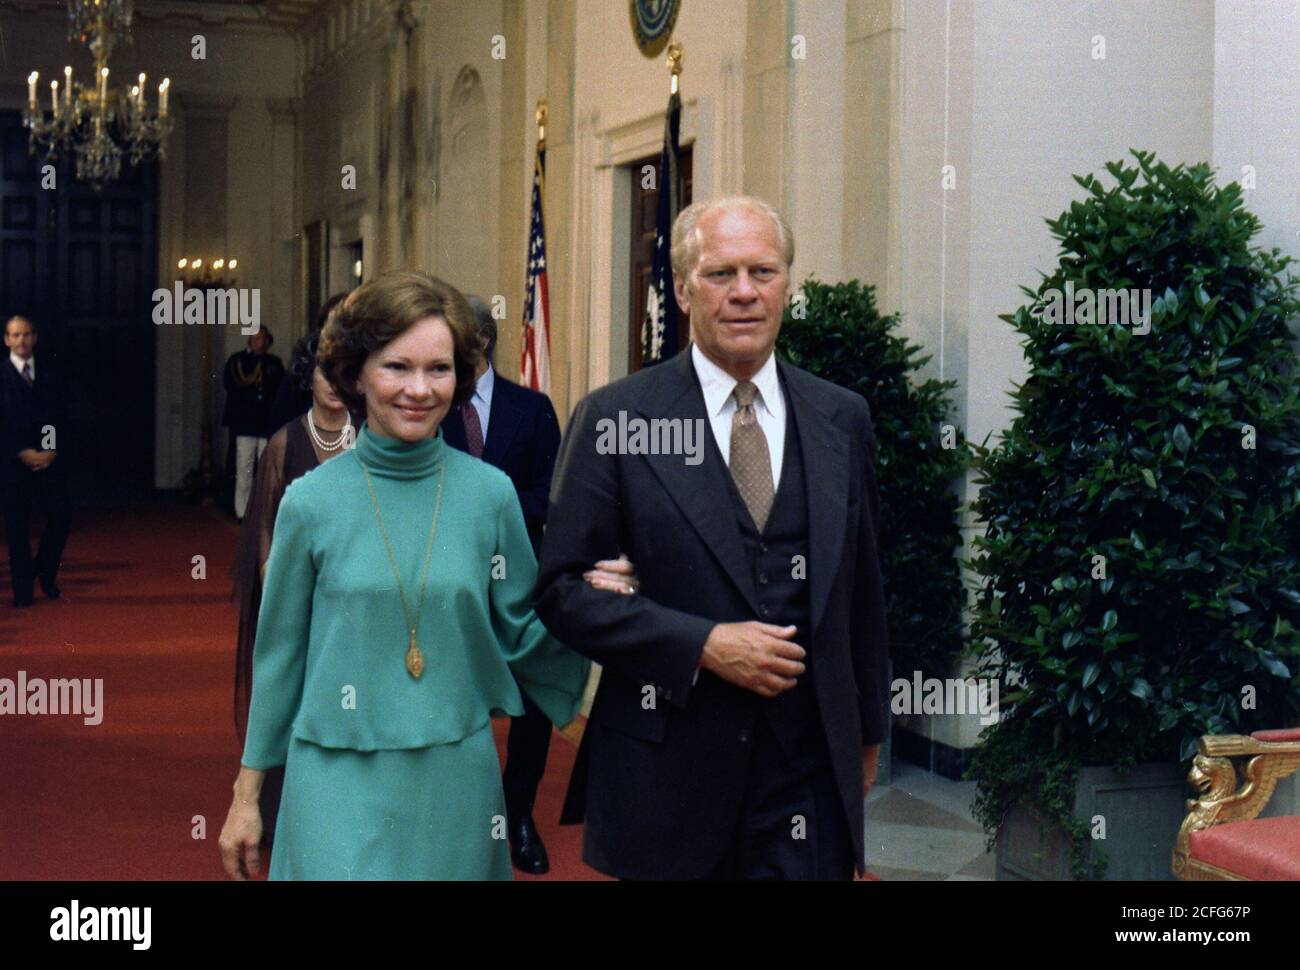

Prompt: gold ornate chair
[{"left": 1173, "top": 728, "right": 1300, "bottom": 880}]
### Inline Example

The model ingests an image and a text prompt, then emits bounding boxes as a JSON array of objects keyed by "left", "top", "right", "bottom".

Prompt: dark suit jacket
[
  {"left": 442, "top": 370, "right": 561, "bottom": 558},
  {"left": 221, "top": 350, "right": 285, "bottom": 438},
  {"left": 534, "top": 347, "right": 890, "bottom": 879},
  {"left": 0, "top": 356, "right": 66, "bottom": 487}
]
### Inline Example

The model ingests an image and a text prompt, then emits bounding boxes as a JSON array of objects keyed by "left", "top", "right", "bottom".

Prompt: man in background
[
  {"left": 222, "top": 328, "right": 284, "bottom": 520},
  {"left": 442, "top": 294, "right": 563, "bottom": 874},
  {"left": 0, "top": 316, "right": 71, "bottom": 608}
]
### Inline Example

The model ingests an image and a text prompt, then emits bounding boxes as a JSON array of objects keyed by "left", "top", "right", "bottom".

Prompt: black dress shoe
[
  {"left": 39, "top": 577, "right": 60, "bottom": 599},
  {"left": 13, "top": 595, "right": 33, "bottom": 608},
  {"left": 509, "top": 816, "right": 550, "bottom": 875}
]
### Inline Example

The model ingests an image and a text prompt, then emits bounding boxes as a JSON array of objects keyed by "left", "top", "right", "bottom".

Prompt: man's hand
[
  {"left": 863, "top": 744, "right": 880, "bottom": 795},
  {"left": 699, "top": 621, "right": 805, "bottom": 698}
]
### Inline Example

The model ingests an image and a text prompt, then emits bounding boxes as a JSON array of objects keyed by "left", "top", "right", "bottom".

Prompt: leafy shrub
[
  {"left": 966, "top": 150, "right": 1300, "bottom": 875},
  {"left": 778, "top": 279, "right": 968, "bottom": 680}
]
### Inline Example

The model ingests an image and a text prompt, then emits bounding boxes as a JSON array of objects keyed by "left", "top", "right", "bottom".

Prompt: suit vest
[{"left": 718, "top": 393, "right": 829, "bottom": 771}]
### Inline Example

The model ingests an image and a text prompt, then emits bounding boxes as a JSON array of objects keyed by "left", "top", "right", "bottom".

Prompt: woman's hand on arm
[
  {"left": 218, "top": 766, "right": 265, "bottom": 880},
  {"left": 582, "top": 553, "right": 639, "bottom": 595}
]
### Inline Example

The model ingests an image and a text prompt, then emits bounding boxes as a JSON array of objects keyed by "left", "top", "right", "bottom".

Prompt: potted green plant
[{"left": 966, "top": 150, "right": 1300, "bottom": 879}]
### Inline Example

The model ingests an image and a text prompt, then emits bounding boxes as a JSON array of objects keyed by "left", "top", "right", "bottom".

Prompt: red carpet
[{"left": 0, "top": 504, "right": 607, "bottom": 880}]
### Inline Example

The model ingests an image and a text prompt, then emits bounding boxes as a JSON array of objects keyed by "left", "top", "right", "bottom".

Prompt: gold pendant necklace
[{"left": 359, "top": 452, "right": 446, "bottom": 679}]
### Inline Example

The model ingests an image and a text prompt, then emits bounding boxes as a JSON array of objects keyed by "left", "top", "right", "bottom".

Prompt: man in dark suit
[
  {"left": 442, "top": 294, "right": 564, "bottom": 873},
  {"left": 535, "top": 196, "right": 890, "bottom": 879},
  {"left": 1, "top": 316, "right": 71, "bottom": 608}
]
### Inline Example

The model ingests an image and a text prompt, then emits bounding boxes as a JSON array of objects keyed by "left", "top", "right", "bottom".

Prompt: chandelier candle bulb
[
  {"left": 64, "top": 67, "right": 72, "bottom": 109},
  {"left": 98, "top": 67, "right": 107, "bottom": 102},
  {"left": 28, "top": 72, "right": 37, "bottom": 111},
  {"left": 51, "top": 81, "right": 59, "bottom": 117},
  {"left": 159, "top": 78, "right": 169, "bottom": 116}
]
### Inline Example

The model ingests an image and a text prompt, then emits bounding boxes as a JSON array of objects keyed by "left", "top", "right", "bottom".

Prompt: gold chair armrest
[
  {"left": 1201, "top": 734, "right": 1300, "bottom": 758},
  {"left": 1172, "top": 733, "right": 1300, "bottom": 877}
]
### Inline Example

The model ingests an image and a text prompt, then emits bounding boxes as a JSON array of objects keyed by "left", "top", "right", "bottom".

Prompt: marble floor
[{"left": 865, "top": 760, "right": 997, "bottom": 880}]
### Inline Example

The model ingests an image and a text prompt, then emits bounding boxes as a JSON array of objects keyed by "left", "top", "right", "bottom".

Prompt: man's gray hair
[
  {"left": 670, "top": 195, "right": 795, "bottom": 281},
  {"left": 464, "top": 294, "right": 497, "bottom": 363}
]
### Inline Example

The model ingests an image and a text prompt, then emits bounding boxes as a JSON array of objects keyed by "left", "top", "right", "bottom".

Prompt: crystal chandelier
[{"left": 22, "top": 0, "right": 172, "bottom": 190}]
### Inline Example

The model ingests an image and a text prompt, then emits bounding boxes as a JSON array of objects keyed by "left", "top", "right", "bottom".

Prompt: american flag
[
  {"left": 520, "top": 144, "right": 551, "bottom": 393},
  {"left": 640, "top": 90, "right": 682, "bottom": 366}
]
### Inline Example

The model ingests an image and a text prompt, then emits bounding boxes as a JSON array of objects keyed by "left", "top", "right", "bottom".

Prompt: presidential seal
[{"left": 630, "top": 0, "right": 681, "bottom": 57}]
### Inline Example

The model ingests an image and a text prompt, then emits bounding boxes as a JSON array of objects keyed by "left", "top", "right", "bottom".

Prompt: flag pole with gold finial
[
  {"left": 640, "top": 42, "right": 686, "bottom": 366},
  {"left": 521, "top": 98, "right": 552, "bottom": 394}
]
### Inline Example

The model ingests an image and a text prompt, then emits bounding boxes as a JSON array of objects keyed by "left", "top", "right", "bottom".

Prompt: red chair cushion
[
  {"left": 1252, "top": 728, "right": 1300, "bottom": 743},
  {"left": 1189, "top": 816, "right": 1300, "bottom": 880}
]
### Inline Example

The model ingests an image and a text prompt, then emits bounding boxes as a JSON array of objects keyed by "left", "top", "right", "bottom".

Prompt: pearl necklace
[{"left": 308, "top": 407, "right": 353, "bottom": 452}]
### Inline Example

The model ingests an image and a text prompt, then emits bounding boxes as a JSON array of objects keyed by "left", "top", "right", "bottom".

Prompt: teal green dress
[{"left": 241, "top": 423, "right": 590, "bottom": 880}]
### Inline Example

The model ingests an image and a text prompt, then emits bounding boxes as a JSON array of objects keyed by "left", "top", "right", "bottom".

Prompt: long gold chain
[{"left": 358, "top": 454, "right": 446, "bottom": 679}]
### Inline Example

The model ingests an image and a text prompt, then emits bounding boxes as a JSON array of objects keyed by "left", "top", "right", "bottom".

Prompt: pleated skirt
[{"left": 269, "top": 721, "right": 513, "bottom": 880}]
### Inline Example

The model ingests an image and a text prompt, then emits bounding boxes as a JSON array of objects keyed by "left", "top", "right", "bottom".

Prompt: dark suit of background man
[
  {"left": 442, "top": 294, "right": 563, "bottom": 874},
  {"left": 536, "top": 197, "right": 890, "bottom": 880},
  {"left": 1, "top": 316, "right": 71, "bottom": 608}
]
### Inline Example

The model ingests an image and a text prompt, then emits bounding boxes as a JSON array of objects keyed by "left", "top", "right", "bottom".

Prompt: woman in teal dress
[{"left": 218, "top": 271, "right": 612, "bottom": 880}]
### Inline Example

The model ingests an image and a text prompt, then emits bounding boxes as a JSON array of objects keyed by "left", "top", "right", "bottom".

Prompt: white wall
[
  {"left": 1212, "top": 0, "right": 1300, "bottom": 260},
  {"left": 965, "top": 0, "right": 1214, "bottom": 451},
  {"left": 297, "top": 0, "right": 514, "bottom": 311},
  {"left": 573, "top": 0, "right": 749, "bottom": 145}
]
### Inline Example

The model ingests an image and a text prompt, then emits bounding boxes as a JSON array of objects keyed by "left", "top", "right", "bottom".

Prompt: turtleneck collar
[{"left": 353, "top": 421, "right": 447, "bottom": 480}]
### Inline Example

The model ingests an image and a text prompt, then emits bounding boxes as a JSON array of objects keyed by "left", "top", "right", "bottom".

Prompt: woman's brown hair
[{"left": 317, "top": 271, "right": 480, "bottom": 416}]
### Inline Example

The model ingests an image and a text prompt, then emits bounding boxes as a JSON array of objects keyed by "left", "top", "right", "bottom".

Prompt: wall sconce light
[{"left": 177, "top": 256, "right": 240, "bottom": 286}]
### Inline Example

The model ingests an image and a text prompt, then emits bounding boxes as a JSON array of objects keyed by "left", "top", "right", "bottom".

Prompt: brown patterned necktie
[
  {"left": 729, "top": 380, "right": 774, "bottom": 531},
  {"left": 21, "top": 362, "right": 33, "bottom": 387},
  {"left": 461, "top": 402, "right": 484, "bottom": 458}
]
